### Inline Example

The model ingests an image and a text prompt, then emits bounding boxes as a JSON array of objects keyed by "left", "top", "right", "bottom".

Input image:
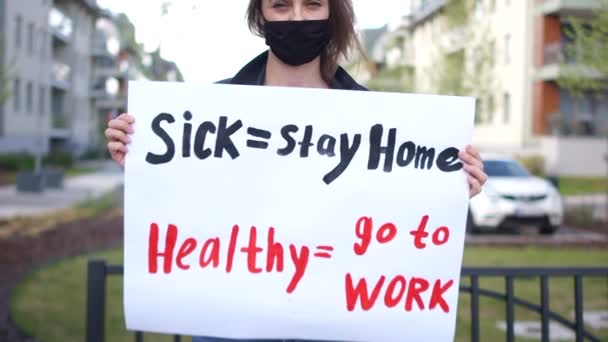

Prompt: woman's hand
[
  {"left": 105, "top": 113, "right": 135, "bottom": 168},
  {"left": 459, "top": 145, "right": 487, "bottom": 198}
]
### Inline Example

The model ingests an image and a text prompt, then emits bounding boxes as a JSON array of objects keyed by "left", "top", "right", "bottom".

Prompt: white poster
[{"left": 124, "top": 81, "right": 475, "bottom": 341}]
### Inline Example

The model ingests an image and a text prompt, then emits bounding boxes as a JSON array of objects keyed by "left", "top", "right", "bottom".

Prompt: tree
[
  {"left": 0, "top": 36, "right": 13, "bottom": 106},
  {"left": 425, "top": 0, "right": 498, "bottom": 123},
  {"left": 558, "top": 0, "right": 608, "bottom": 96}
]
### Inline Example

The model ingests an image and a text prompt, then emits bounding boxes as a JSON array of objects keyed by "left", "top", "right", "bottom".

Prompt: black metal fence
[{"left": 86, "top": 260, "right": 608, "bottom": 342}]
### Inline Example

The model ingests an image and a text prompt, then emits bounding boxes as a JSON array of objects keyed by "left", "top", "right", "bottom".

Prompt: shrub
[
  {"left": 516, "top": 155, "right": 545, "bottom": 176},
  {"left": 43, "top": 151, "right": 74, "bottom": 169},
  {"left": 0, "top": 153, "right": 35, "bottom": 172}
]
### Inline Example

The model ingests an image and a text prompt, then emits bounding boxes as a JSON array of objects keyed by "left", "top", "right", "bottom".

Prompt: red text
[{"left": 345, "top": 273, "right": 454, "bottom": 313}]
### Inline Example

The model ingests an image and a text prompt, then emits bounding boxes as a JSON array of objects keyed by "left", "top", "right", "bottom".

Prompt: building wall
[
  {"left": 469, "top": 0, "right": 534, "bottom": 151},
  {"left": 408, "top": 0, "right": 535, "bottom": 152},
  {"left": 57, "top": 1, "right": 97, "bottom": 156},
  {"left": 541, "top": 137, "right": 608, "bottom": 177},
  {"left": 0, "top": 0, "right": 52, "bottom": 155}
]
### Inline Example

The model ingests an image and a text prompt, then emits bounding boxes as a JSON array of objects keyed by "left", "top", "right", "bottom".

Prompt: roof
[{"left": 360, "top": 25, "right": 389, "bottom": 58}]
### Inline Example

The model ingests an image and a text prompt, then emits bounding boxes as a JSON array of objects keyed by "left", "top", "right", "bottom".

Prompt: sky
[{"left": 96, "top": 0, "right": 410, "bottom": 83}]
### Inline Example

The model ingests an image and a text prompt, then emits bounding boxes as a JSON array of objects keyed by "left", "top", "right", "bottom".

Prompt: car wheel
[
  {"left": 466, "top": 209, "right": 481, "bottom": 234},
  {"left": 539, "top": 224, "right": 558, "bottom": 235}
]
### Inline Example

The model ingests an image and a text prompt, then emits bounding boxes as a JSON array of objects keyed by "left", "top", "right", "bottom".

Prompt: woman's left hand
[{"left": 459, "top": 145, "right": 488, "bottom": 198}]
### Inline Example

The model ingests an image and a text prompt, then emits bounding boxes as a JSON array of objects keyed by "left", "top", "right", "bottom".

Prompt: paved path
[
  {"left": 563, "top": 194, "right": 608, "bottom": 220},
  {"left": 0, "top": 161, "right": 123, "bottom": 220},
  {"left": 466, "top": 225, "right": 607, "bottom": 246}
]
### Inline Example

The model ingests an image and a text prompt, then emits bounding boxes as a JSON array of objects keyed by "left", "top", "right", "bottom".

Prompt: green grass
[
  {"left": 65, "top": 166, "right": 96, "bottom": 177},
  {"left": 559, "top": 177, "right": 608, "bottom": 196},
  {"left": 9, "top": 248, "right": 608, "bottom": 342}
]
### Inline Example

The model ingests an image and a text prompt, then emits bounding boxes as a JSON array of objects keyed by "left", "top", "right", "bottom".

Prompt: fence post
[{"left": 86, "top": 259, "right": 107, "bottom": 342}]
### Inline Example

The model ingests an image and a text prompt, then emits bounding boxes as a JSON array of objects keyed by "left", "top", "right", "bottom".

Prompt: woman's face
[{"left": 261, "top": 0, "right": 330, "bottom": 22}]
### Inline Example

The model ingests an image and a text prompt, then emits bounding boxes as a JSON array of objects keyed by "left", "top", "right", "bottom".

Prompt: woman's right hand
[{"left": 105, "top": 113, "right": 135, "bottom": 168}]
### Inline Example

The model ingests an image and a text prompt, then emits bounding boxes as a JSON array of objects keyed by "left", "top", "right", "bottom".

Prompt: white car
[{"left": 468, "top": 155, "right": 563, "bottom": 234}]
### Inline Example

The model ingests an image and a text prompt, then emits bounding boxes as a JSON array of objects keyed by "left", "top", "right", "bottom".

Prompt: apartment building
[
  {"left": 0, "top": 0, "right": 127, "bottom": 158},
  {"left": 398, "top": 0, "right": 606, "bottom": 176}
]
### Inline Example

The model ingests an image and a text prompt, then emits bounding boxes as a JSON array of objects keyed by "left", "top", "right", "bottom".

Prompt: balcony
[
  {"left": 91, "top": 34, "right": 113, "bottom": 59},
  {"left": 51, "top": 62, "right": 71, "bottom": 90},
  {"left": 411, "top": 0, "right": 446, "bottom": 26},
  {"left": 535, "top": 0, "right": 601, "bottom": 16},
  {"left": 440, "top": 26, "right": 468, "bottom": 54},
  {"left": 50, "top": 114, "right": 70, "bottom": 139},
  {"left": 94, "top": 96, "right": 127, "bottom": 110},
  {"left": 547, "top": 112, "right": 608, "bottom": 137},
  {"left": 536, "top": 42, "right": 604, "bottom": 80},
  {"left": 94, "top": 64, "right": 128, "bottom": 80},
  {"left": 90, "top": 85, "right": 127, "bottom": 110},
  {"left": 49, "top": 7, "right": 73, "bottom": 44}
]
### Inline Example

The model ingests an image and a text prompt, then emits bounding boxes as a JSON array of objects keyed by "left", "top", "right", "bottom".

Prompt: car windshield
[{"left": 483, "top": 160, "right": 531, "bottom": 178}]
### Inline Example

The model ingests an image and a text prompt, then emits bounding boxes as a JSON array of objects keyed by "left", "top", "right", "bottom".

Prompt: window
[
  {"left": 475, "top": 98, "right": 484, "bottom": 124},
  {"left": 40, "top": 29, "right": 46, "bottom": 58},
  {"left": 488, "top": 95, "right": 496, "bottom": 123},
  {"left": 39, "top": 86, "right": 45, "bottom": 115},
  {"left": 15, "top": 15, "right": 22, "bottom": 48},
  {"left": 503, "top": 92, "right": 510, "bottom": 124},
  {"left": 13, "top": 79, "right": 20, "bottom": 111},
  {"left": 487, "top": 95, "right": 495, "bottom": 123},
  {"left": 504, "top": 34, "right": 511, "bottom": 64},
  {"left": 489, "top": 40, "right": 496, "bottom": 66},
  {"left": 475, "top": 0, "right": 484, "bottom": 20},
  {"left": 27, "top": 23, "right": 34, "bottom": 55},
  {"left": 26, "top": 82, "right": 33, "bottom": 113}
]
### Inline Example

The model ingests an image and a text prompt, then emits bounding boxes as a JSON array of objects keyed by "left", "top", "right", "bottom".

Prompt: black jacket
[{"left": 217, "top": 50, "right": 368, "bottom": 91}]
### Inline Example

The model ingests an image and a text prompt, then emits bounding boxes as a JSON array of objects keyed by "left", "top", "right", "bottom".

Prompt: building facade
[
  {"left": 0, "top": 0, "right": 127, "bottom": 158},
  {"left": 397, "top": 0, "right": 607, "bottom": 176}
]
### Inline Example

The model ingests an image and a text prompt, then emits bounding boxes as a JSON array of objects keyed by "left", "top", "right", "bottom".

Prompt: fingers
[
  {"left": 108, "top": 141, "right": 128, "bottom": 155},
  {"left": 465, "top": 144, "right": 480, "bottom": 160},
  {"left": 116, "top": 113, "right": 135, "bottom": 124},
  {"left": 108, "top": 117, "right": 134, "bottom": 134},
  {"left": 105, "top": 128, "right": 130, "bottom": 145},
  {"left": 463, "top": 163, "right": 488, "bottom": 186},
  {"left": 459, "top": 147, "right": 484, "bottom": 170},
  {"left": 468, "top": 175, "right": 482, "bottom": 198}
]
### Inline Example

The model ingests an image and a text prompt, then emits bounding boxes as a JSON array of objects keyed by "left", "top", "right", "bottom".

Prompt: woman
[{"left": 105, "top": 1, "right": 487, "bottom": 341}]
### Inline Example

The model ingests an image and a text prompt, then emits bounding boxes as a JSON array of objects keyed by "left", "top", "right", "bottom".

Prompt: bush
[
  {"left": 43, "top": 151, "right": 74, "bottom": 169},
  {"left": 0, "top": 153, "right": 35, "bottom": 172},
  {"left": 516, "top": 155, "right": 545, "bottom": 176}
]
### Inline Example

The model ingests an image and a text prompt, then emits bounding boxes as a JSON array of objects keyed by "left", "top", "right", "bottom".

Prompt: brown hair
[{"left": 246, "top": 0, "right": 363, "bottom": 84}]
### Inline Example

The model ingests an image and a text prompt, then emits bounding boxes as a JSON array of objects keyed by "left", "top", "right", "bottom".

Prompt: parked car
[{"left": 468, "top": 154, "right": 563, "bottom": 234}]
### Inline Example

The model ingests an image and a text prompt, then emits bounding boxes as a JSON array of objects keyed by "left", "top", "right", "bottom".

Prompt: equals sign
[
  {"left": 314, "top": 246, "right": 334, "bottom": 259},
  {"left": 247, "top": 127, "right": 272, "bottom": 149}
]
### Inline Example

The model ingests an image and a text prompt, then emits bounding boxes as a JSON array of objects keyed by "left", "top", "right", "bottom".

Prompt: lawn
[
  {"left": 9, "top": 247, "right": 608, "bottom": 342},
  {"left": 559, "top": 177, "right": 608, "bottom": 196}
]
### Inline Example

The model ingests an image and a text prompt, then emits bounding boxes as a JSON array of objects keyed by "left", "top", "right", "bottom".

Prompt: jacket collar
[{"left": 226, "top": 51, "right": 367, "bottom": 91}]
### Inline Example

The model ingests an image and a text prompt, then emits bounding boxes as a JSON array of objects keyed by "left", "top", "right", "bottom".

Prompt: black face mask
[{"left": 264, "top": 19, "right": 330, "bottom": 66}]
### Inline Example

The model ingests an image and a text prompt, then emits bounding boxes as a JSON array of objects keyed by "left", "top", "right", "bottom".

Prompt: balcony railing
[
  {"left": 441, "top": 26, "right": 468, "bottom": 53},
  {"left": 91, "top": 35, "right": 112, "bottom": 58},
  {"left": 49, "top": 7, "right": 73, "bottom": 42},
  {"left": 548, "top": 112, "right": 608, "bottom": 137},
  {"left": 543, "top": 42, "right": 582, "bottom": 65},
  {"left": 535, "top": 0, "right": 601, "bottom": 15},
  {"left": 51, "top": 62, "right": 71, "bottom": 90},
  {"left": 52, "top": 114, "right": 68, "bottom": 129}
]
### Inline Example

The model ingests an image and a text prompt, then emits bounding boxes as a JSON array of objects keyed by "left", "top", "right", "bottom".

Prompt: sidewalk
[
  {"left": 0, "top": 161, "right": 124, "bottom": 220},
  {"left": 563, "top": 194, "right": 608, "bottom": 221}
]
